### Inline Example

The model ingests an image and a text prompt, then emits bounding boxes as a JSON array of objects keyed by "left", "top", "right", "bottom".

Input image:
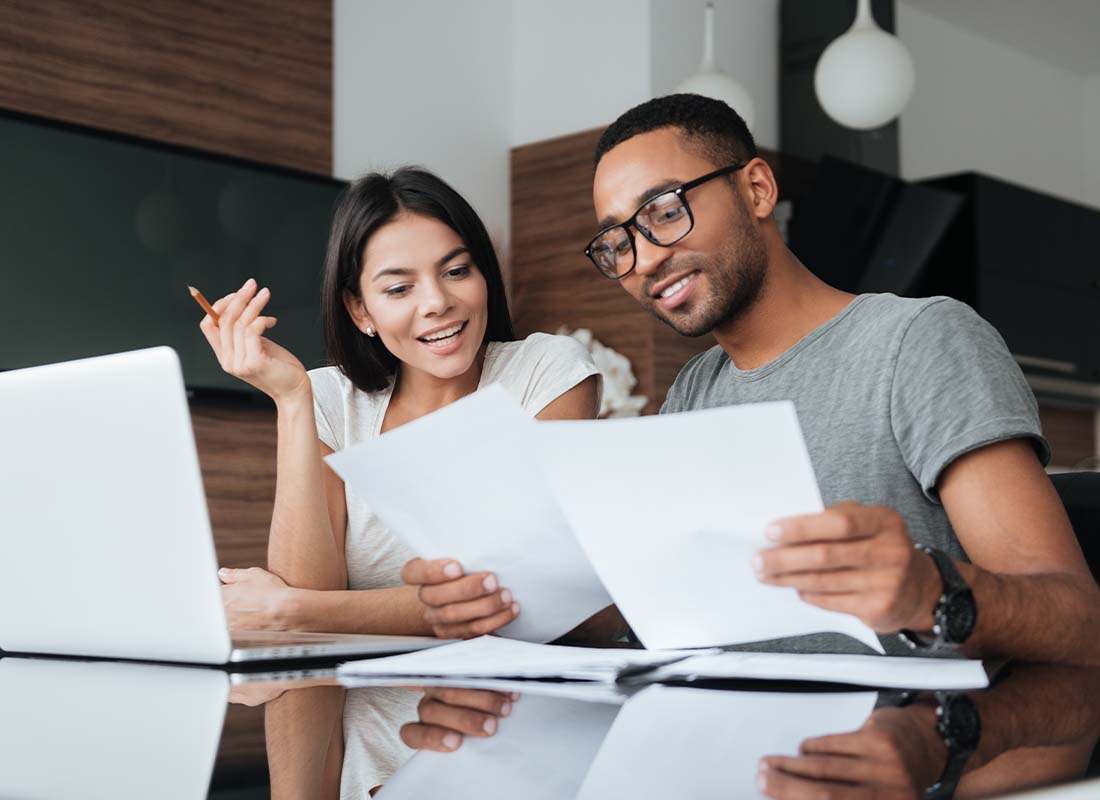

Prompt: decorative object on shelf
[
  {"left": 674, "top": 1, "right": 756, "bottom": 130},
  {"left": 814, "top": 0, "right": 915, "bottom": 130},
  {"left": 558, "top": 327, "right": 648, "bottom": 418}
]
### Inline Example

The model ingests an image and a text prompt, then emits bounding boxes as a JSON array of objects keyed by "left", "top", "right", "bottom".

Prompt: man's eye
[
  {"left": 614, "top": 238, "right": 632, "bottom": 254},
  {"left": 656, "top": 205, "right": 685, "bottom": 222}
]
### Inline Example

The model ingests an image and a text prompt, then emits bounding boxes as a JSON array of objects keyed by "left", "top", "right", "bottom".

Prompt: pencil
[{"left": 188, "top": 285, "right": 220, "bottom": 325}]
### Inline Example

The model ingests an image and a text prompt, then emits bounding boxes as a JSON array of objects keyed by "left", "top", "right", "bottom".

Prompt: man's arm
[{"left": 756, "top": 439, "right": 1100, "bottom": 663}]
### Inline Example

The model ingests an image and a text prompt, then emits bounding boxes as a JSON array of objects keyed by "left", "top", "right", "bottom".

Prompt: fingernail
[
  {"left": 500, "top": 589, "right": 512, "bottom": 604},
  {"left": 500, "top": 701, "right": 512, "bottom": 717},
  {"left": 757, "top": 770, "right": 768, "bottom": 791},
  {"left": 752, "top": 554, "right": 764, "bottom": 575},
  {"left": 246, "top": 277, "right": 255, "bottom": 287},
  {"left": 218, "top": 568, "right": 228, "bottom": 579},
  {"left": 443, "top": 562, "right": 461, "bottom": 579},
  {"left": 511, "top": 602, "right": 520, "bottom": 615},
  {"left": 482, "top": 717, "right": 497, "bottom": 735},
  {"left": 509, "top": 692, "right": 521, "bottom": 701},
  {"left": 765, "top": 523, "right": 783, "bottom": 542},
  {"left": 442, "top": 732, "right": 460, "bottom": 750},
  {"left": 483, "top": 575, "right": 497, "bottom": 592}
]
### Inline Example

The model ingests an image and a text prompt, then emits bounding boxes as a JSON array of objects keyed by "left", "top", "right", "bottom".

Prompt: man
[{"left": 404, "top": 93, "right": 1099, "bottom": 666}]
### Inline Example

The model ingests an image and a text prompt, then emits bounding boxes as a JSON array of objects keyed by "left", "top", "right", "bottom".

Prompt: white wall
[
  {"left": 897, "top": 2, "right": 1088, "bottom": 207},
  {"left": 1083, "top": 75, "right": 1100, "bottom": 211},
  {"left": 649, "top": 0, "right": 779, "bottom": 150},
  {"left": 334, "top": 0, "right": 513, "bottom": 251},
  {"left": 510, "top": 0, "right": 651, "bottom": 147}
]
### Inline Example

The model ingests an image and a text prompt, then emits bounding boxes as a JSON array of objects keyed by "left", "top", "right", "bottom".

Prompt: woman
[
  {"left": 199, "top": 167, "right": 607, "bottom": 637},
  {"left": 201, "top": 167, "right": 613, "bottom": 793}
]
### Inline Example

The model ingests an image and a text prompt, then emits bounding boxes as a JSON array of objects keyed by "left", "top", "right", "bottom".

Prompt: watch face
[
  {"left": 941, "top": 695, "right": 981, "bottom": 751},
  {"left": 943, "top": 590, "right": 977, "bottom": 643}
]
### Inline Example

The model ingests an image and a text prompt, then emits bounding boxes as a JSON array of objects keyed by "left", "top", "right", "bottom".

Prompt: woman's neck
[{"left": 387, "top": 346, "right": 487, "bottom": 423}]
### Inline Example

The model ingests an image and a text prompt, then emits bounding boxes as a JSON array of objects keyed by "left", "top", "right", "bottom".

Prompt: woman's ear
[{"left": 343, "top": 290, "right": 375, "bottom": 336}]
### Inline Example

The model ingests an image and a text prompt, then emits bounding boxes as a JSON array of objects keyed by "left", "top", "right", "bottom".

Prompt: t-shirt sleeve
[
  {"left": 513, "top": 333, "right": 603, "bottom": 416},
  {"left": 307, "top": 367, "right": 343, "bottom": 451},
  {"left": 889, "top": 298, "right": 1050, "bottom": 502}
]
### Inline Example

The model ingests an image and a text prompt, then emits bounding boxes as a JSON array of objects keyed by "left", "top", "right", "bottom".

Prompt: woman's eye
[
  {"left": 445, "top": 265, "right": 471, "bottom": 278},
  {"left": 384, "top": 285, "right": 411, "bottom": 297}
]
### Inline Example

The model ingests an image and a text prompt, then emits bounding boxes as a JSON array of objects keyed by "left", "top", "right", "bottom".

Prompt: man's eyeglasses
[{"left": 584, "top": 163, "right": 745, "bottom": 280}]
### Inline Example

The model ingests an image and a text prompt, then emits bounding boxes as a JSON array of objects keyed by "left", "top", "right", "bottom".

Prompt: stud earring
[{"left": 365, "top": 325, "right": 375, "bottom": 337}]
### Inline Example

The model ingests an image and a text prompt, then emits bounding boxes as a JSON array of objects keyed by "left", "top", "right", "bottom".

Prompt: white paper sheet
[
  {"left": 642, "top": 650, "right": 988, "bottom": 690},
  {"left": 534, "top": 401, "right": 886, "bottom": 653},
  {"left": 577, "top": 685, "right": 878, "bottom": 799},
  {"left": 378, "top": 692, "right": 622, "bottom": 800},
  {"left": 324, "top": 385, "right": 613, "bottom": 643},
  {"left": 337, "top": 635, "right": 707, "bottom": 682}
]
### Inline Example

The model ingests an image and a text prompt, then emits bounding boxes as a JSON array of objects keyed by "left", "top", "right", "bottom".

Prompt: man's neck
[{"left": 711, "top": 248, "right": 856, "bottom": 372}]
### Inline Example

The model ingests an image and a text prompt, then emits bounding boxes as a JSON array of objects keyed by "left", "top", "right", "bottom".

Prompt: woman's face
[{"left": 349, "top": 212, "right": 489, "bottom": 382}]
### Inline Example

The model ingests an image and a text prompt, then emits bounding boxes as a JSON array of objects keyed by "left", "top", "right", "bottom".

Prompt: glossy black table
[{"left": 1, "top": 654, "right": 1098, "bottom": 799}]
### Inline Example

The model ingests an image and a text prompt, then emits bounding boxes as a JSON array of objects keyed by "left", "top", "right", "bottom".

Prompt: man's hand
[
  {"left": 401, "top": 558, "right": 520, "bottom": 639},
  {"left": 219, "top": 566, "right": 296, "bottom": 631},
  {"left": 400, "top": 687, "right": 516, "bottom": 752},
  {"left": 758, "top": 703, "right": 946, "bottom": 799},
  {"left": 755, "top": 502, "right": 942, "bottom": 633}
]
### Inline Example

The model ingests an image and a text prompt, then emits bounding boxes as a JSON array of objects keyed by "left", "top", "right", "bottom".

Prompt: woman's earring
[{"left": 365, "top": 325, "right": 375, "bottom": 337}]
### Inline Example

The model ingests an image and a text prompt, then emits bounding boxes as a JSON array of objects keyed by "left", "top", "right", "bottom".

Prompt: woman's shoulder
[{"left": 486, "top": 332, "right": 593, "bottom": 370}]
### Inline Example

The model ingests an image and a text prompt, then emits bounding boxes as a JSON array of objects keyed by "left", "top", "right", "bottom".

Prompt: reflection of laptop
[
  {"left": 0, "top": 347, "right": 446, "bottom": 664},
  {"left": 0, "top": 656, "right": 228, "bottom": 799}
]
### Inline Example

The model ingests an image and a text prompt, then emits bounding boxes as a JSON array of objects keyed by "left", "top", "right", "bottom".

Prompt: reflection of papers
[
  {"left": 644, "top": 650, "right": 988, "bottom": 690},
  {"left": 578, "top": 685, "right": 878, "bottom": 799},
  {"left": 534, "top": 402, "right": 885, "bottom": 653},
  {"left": 338, "top": 635, "right": 702, "bottom": 682},
  {"left": 325, "top": 385, "right": 612, "bottom": 643},
  {"left": 341, "top": 675, "right": 633, "bottom": 705},
  {"left": 0, "top": 657, "right": 228, "bottom": 800},
  {"left": 378, "top": 693, "right": 622, "bottom": 800}
]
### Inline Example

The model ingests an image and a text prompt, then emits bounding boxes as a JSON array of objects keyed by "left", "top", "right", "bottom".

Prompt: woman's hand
[
  {"left": 198, "top": 278, "right": 310, "bottom": 404},
  {"left": 401, "top": 558, "right": 520, "bottom": 639},
  {"left": 400, "top": 687, "right": 516, "bottom": 752},
  {"left": 219, "top": 566, "right": 298, "bottom": 631}
]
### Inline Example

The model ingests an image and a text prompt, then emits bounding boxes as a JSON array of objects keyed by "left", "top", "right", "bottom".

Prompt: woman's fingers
[
  {"left": 422, "top": 589, "right": 514, "bottom": 627},
  {"left": 219, "top": 279, "right": 257, "bottom": 367},
  {"left": 198, "top": 293, "right": 235, "bottom": 357},
  {"left": 418, "top": 572, "right": 501, "bottom": 607},
  {"left": 431, "top": 603, "right": 520, "bottom": 639},
  {"left": 402, "top": 558, "right": 464, "bottom": 585}
]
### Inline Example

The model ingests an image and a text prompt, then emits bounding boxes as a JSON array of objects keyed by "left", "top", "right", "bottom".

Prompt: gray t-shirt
[{"left": 661, "top": 293, "right": 1050, "bottom": 655}]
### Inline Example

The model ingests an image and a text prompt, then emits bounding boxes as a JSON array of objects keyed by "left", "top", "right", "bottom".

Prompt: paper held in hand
[{"left": 327, "top": 385, "right": 884, "bottom": 652}]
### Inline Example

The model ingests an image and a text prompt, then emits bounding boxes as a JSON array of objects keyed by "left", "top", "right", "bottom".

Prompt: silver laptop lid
[{"left": 0, "top": 347, "right": 232, "bottom": 663}]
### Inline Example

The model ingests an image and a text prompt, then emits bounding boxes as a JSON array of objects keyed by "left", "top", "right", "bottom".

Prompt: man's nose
[{"left": 633, "top": 234, "right": 673, "bottom": 277}]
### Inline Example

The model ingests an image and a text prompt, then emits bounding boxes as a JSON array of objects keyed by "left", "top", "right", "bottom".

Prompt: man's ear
[
  {"left": 743, "top": 157, "right": 779, "bottom": 220},
  {"left": 343, "top": 290, "right": 373, "bottom": 335}
]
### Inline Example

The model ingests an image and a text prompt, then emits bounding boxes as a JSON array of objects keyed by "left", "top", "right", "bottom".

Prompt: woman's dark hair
[{"left": 321, "top": 167, "right": 515, "bottom": 393}]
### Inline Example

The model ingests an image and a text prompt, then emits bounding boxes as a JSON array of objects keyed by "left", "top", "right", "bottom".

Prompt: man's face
[{"left": 591, "top": 128, "right": 767, "bottom": 337}]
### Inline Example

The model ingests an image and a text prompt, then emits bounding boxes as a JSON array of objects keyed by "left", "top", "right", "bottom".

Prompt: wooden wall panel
[{"left": 0, "top": 0, "right": 332, "bottom": 174}]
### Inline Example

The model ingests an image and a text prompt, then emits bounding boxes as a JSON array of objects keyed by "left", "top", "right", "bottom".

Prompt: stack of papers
[{"left": 339, "top": 636, "right": 989, "bottom": 691}]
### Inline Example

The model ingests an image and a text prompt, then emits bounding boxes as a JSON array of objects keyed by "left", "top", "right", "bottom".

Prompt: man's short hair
[{"left": 594, "top": 93, "right": 758, "bottom": 171}]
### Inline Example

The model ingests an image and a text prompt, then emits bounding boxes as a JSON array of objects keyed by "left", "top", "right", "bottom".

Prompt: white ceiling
[{"left": 903, "top": 0, "right": 1100, "bottom": 77}]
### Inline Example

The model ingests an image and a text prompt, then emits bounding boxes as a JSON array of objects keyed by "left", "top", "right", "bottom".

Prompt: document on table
[
  {"left": 337, "top": 635, "right": 704, "bottom": 683},
  {"left": 577, "top": 685, "right": 878, "bottom": 799},
  {"left": 379, "top": 692, "right": 622, "bottom": 800},
  {"left": 534, "top": 401, "right": 886, "bottom": 653},
  {"left": 640, "top": 650, "right": 989, "bottom": 690},
  {"left": 324, "top": 385, "right": 613, "bottom": 643}
]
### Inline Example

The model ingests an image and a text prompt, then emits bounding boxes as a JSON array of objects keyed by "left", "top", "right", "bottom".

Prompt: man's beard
[{"left": 646, "top": 223, "right": 768, "bottom": 338}]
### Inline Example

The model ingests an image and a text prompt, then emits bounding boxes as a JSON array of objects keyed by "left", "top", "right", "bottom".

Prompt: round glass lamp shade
[
  {"left": 814, "top": 23, "right": 915, "bottom": 130},
  {"left": 675, "top": 71, "right": 756, "bottom": 131}
]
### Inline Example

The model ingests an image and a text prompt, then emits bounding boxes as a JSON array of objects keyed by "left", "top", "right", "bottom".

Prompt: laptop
[{"left": 0, "top": 347, "right": 447, "bottom": 665}]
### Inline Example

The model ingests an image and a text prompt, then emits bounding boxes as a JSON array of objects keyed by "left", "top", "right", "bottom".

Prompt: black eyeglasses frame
[{"left": 584, "top": 163, "right": 746, "bottom": 280}]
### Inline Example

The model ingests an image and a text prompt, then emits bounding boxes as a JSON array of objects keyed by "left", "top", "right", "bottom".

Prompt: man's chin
[{"left": 650, "top": 305, "right": 714, "bottom": 338}]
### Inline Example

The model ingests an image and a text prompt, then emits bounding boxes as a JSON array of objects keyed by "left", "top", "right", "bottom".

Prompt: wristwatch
[
  {"left": 925, "top": 691, "right": 982, "bottom": 799},
  {"left": 899, "top": 545, "right": 977, "bottom": 652}
]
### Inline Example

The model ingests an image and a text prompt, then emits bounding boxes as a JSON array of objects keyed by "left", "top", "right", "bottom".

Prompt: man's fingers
[
  {"left": 756, "top": 539, "right": 875, "bottom": 578},
  {"left": 433, "top": 604, "right": 520, "bottom": 639},
  {"left": 757, "top": 764, "right": 876, "bottom": 800},
  {"left": 766, "top": 503, "right": 895, "bottom": 545},
  {"left": 423, "top": 589, "right": 514, "bottom": 626},
  {"left": 761, "top": 753, "right": 877, "bottom": 784},
  {"left": 418, "top": 572, "right": 501, "bottom": 607},
  {"left": 417, "top": 698, "right": 500, "bottom": 737},
  {"left": 402, "top": 557, "right": 464, "bottom": 585},
  {"left": 799, "top": 731, "right": 869, "bottom": 758},
  {"left": 399, "top": 722, "right": 463, "bottom": 752}
]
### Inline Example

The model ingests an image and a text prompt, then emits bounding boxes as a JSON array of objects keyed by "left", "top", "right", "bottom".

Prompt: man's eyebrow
[
  {"left": 596, "top": 179, "right": 682, "bottom": 230},
  {"left": 371, "top": 246, "right": 470, "bottom": 282}
]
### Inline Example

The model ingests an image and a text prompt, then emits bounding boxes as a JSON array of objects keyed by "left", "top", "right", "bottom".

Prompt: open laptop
[{"left": 0, "top": 347, "right": 447, "bottom": 665}]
